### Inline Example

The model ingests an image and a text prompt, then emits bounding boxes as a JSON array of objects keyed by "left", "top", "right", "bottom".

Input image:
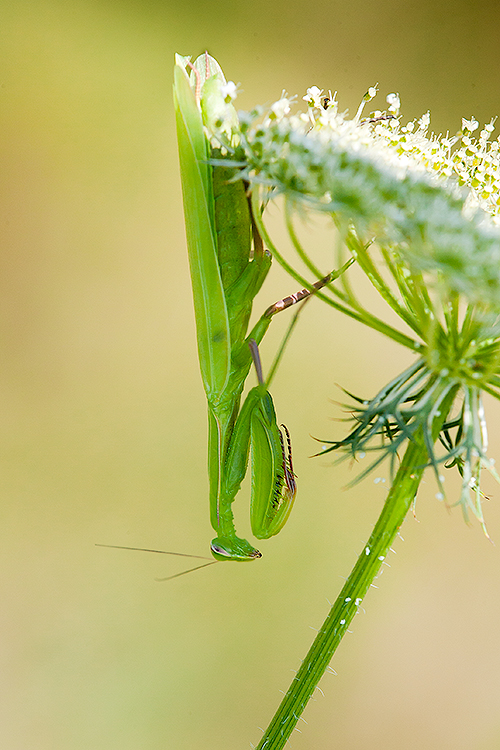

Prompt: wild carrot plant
[{"left": 175, "top": 53, "right": 500, "bottom": 749}]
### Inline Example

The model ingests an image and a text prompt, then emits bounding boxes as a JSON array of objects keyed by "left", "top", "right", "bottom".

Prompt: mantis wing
[{"left": 173, "top": 60, "right": 230, "bottom": 403}]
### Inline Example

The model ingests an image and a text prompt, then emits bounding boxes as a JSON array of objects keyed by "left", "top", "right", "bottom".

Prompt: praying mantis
[{"left": 174, "top": 52, "right": 350, "bottom": 563}]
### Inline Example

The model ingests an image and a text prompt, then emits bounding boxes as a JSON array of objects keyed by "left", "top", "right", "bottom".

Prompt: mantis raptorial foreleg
[
  {"left": 211, "top": 338, "right": 297, "bottom": 559},
  {"left": 174, "top": 52, "right": 351, "bottom": 561}
]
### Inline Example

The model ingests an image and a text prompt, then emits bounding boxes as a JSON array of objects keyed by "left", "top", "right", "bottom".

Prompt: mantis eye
[{"left": 210, "top": 543, "right": 233, "bottom": 557}]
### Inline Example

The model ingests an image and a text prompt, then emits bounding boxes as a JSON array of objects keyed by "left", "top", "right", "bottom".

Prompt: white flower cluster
[
  {"left": 235, "top": 87, "right": 500, "bottom": 311},
  {"left": 253, "top": 87, "right": 500, "bottom": 223}
]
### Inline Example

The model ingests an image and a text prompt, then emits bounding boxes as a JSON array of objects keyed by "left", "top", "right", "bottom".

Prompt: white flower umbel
[
  {"left": 235, "top": 93, "right": 500, "bottom": 311},
  {"left": 216, "top": 85, "right": 500, "bottom": 530}
]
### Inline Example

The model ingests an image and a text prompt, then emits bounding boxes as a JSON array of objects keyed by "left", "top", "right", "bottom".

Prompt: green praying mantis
[
  {"left": 173, "top": 52, "right": 351, "bottom": 564},
  {"left": 98, "top": 53, "right": 350, "bottom": 571}
]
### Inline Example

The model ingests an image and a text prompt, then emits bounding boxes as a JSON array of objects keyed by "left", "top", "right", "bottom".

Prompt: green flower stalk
[{"left": 175, "top": 53, "right": 500, "bottom": 748}]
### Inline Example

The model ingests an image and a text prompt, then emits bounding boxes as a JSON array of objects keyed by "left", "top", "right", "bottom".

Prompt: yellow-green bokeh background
[{"left": 2, "top": 2, "right": 500, "bottom": 748}]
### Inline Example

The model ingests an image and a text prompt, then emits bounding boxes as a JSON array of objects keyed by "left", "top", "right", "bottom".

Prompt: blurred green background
[{"left": 2, "top": 1, "right": 500, "bottom": 748}]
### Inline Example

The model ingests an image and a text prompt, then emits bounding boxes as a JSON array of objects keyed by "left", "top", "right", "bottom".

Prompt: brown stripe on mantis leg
[
  {"left": 263, "top": 268, "right": 346, "bottom": 319},
  {"left": 280, "top": 423, "right": 297, "bottom": 500},
  {"left": 187, "top": 51, "right": 223, "bottom": 107},
  {"left": 246, "top": 260, "right": 354, "bottom": 389},
  {"left": 267, "top": 423, "right": 297, "bottom": 520},
  {"left": 248, "top": 271, "right": 335, "bottom": 391}
]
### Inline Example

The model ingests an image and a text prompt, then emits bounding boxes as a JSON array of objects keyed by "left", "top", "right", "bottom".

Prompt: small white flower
[
  {"left": 270, "top": 96, "right": 292, "bottom": 119},
  {"left": 220, "top": 80, "right": 238, "bottom": 101},
  {"left": 303, "top": 86, "right": 323, "bottom": 108},
  {"left": 386, "top": 93, "right": 400, "bottom": 114},
  {"left": 462, "top": 116, "right": 479, "bottom": 133},
  {"left": 418, "top": 112, "right": 430, "bottom": 129}
]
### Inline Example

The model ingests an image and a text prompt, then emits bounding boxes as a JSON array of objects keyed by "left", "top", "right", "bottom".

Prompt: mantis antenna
[{"left": 95, "top": 544, "right": 219, "bottom": 581}]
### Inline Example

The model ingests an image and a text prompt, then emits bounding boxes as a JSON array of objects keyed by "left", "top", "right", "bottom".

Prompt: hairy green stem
[{"left": 254, "top": 386, "right": 458, "bottom": 750}]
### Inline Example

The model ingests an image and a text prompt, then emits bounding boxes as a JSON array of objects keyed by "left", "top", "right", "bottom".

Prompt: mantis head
[{"left": 210, "top": 537, "right": 262, "bottom": 561}]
